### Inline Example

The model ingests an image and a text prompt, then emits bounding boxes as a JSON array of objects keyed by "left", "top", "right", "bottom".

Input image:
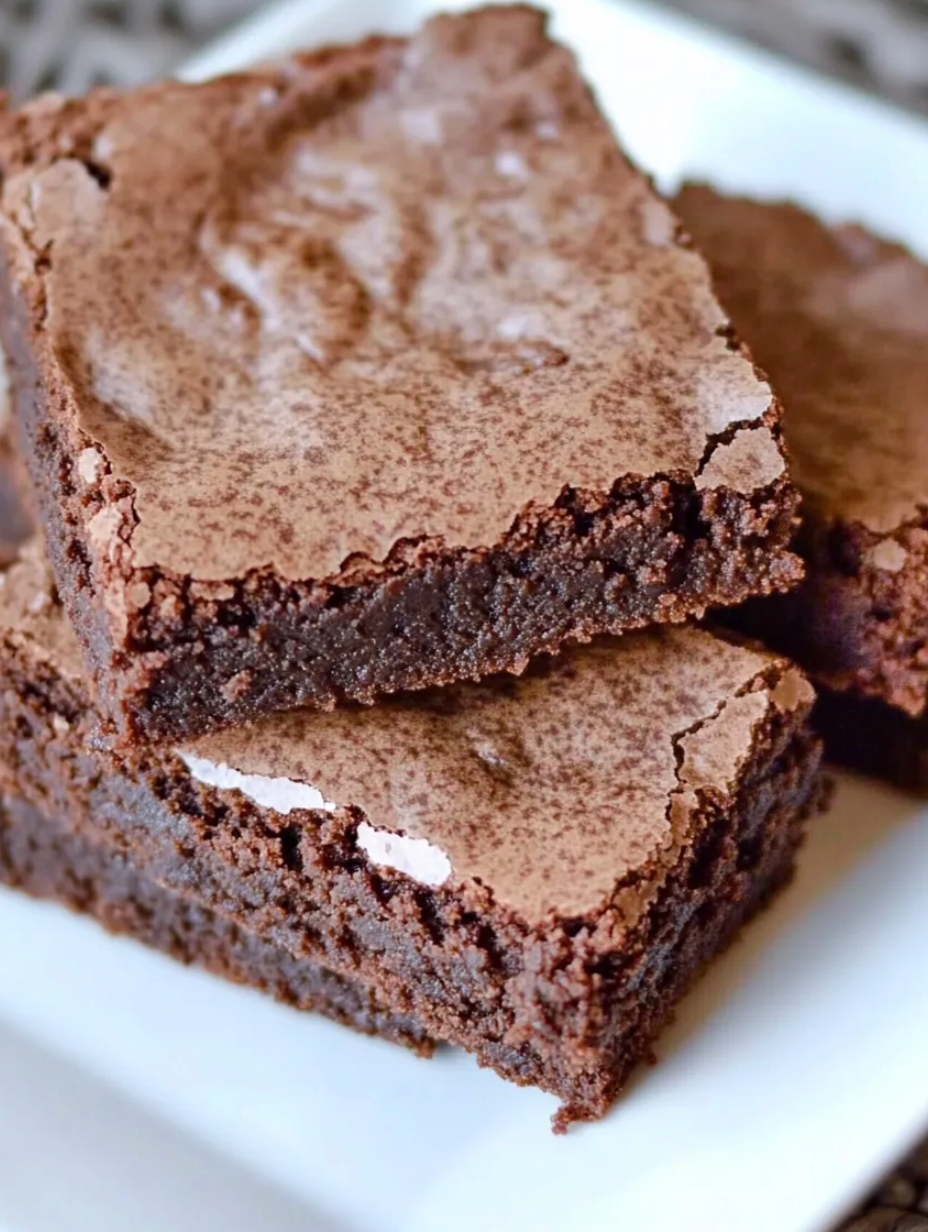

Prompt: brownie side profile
[
  {"left": 812, "top": 689, "right": 928, "bottom": 793},
  {"left": 676, "top": 185, "right": 928, "bottom": 786},
  {"left": 0, "top": 794, "right": 436, "bottom": 1055},
  {"left": 0, "top": 6, "right": 800, "bottom": 743},
  {"left": 0, "top": 371, "right": 32, "bottom": 565},
  {"left": 0, "top": 545, "right": 825, "bottom": 1129}
]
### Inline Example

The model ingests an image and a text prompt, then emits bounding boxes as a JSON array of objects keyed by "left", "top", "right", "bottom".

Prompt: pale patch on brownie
[
  {"left": 640, "top": 198, "right": 676, "bottom": 247},
  {"left": 696, "top": 425, "right": 784, "bottom": 494},
  {"left": 401, "top": 107, "right": 443, "bottom": 144},
  {"left": 189, "top": 580, "right": 237, "bottom": 602},
  {"left": 494, "top": 150, "right": 527, "bottom": 178},
  {"left": 77, "top": 447, "right": 104, "bottom": 485},
  {"left": 771, "top": 669, "right": 815, "bottom": 713},
  {"left": 356, "top": 821, "right": 452, "bottom": 887},
  {"left": 866, "top": 539, "right": 908, "bottom": 573},
  {"left": 181, "top": 748, "right": 451, "bottom": 886},
  {"left": 178, "top": 752, "right": 337, "bottom": 814},
  {"left": 126, "top": 581, "right": 151, "bottom": 610},
  {"left": 86, "top": 505, "right": 123, "bottom": 557}
]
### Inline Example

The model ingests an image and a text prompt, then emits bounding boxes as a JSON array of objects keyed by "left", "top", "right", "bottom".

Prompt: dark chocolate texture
[
  {"left": 813, "top": 689, "right": 928, "bottom": 794},
  {"left": 0, "top": 793, "right": 436, "bottom": 1054},
  {"left": 0, "top": 530, "right": 825, "bottom": 1128},
  {"left": 0, "top": 6, "right": 800, "bottom": 742}
]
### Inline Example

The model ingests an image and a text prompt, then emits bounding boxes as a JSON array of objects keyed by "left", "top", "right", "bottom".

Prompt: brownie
[
  {"left": 0, "top": 5, "right": 801, "bottom": 744},
  {"left": 0, "top": 539, "right": 825, "bottom": 1130},
  {"left": 0, "top": 444, "right": 436, "bottom": 1057},
  {"left": 0, "top": 793, "right": 436, "bottom": 1055},
  {"left": 676, "top": 185, "right": 928, "bottom": 788},
  {"left": 0, "top": 364, "right": 32, "bottom": 565},
  {"left": 811, "top": 691, "right": 928, "bottom": 793}
]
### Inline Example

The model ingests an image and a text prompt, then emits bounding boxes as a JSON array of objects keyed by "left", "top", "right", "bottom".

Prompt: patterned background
[
  {"left": 0, "top": 1, "right": 926, "bottom": 1229},
  {"left": 0, "top": 0, "right": 254, "bottom": 98},
  {"left": 664, "top": 0, "right": 928, "bottom": 115},
  {"left": 3, "top": 0, "right": 928, "bottom": 110}
]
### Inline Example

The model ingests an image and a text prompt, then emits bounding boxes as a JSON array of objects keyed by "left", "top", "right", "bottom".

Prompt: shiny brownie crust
[{"left": 4, "top": 273, "right": 800, "bottom": 744}]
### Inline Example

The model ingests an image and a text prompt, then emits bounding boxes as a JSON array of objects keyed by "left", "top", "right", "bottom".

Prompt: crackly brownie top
[
  {"left": 0, "top": 536, "right": 810, "bottom": 921},
  {"left": 0, "top": 6, "right": 784, "bottom": 583},
  {"left": 676, "top": 184, "right": 928, "bottom": 536}
]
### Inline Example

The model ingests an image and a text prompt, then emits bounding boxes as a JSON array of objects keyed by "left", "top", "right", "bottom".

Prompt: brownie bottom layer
[
  {"left": 0, "top": 794, "right": 436, "bottom": 1055},
  {"left": 813, "top": 688, "right": 928, "bottom": 793},
  {"left": 0, "top": 644, "right": 824, "bottom": 1128},
  {"left": 0, "top": 784, "right": 808, "bottom": 1131}
]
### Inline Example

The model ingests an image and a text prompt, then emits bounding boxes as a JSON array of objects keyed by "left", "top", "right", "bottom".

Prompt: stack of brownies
[
  {"left": 676, "top": 186, "right": 928, "bottom": 793},
  {"left": 0, "top": 4, "right": 833, "bottom": 1130}
]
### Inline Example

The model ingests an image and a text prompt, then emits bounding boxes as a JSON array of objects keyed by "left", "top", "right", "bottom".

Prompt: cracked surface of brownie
[
  {"left": 0, "top": 435, "right": 435, "bottom": 1056},
  {"left": 677, "top": 184, "right": 928, "bottom": 788},
  {"left": 0, "top": 536, "right": 825, "bottom": 1128},
  {"left": 0, "top": 5, "right": 800, "bottom": 743}
]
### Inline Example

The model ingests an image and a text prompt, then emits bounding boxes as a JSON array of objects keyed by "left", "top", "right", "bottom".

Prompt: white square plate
[{"left": 3, "top": 4, "right": 928, "bottom": 1231}]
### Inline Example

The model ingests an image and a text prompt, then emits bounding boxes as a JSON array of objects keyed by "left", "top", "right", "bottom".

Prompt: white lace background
[{"left": 0, "top": 2, "right": 926, "bottom": 1230}]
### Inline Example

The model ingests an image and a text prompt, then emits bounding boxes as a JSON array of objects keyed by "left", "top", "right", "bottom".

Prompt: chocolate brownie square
[
  {"left": 0, "top": 534, "right": 825, "bottom": 1129},
  {"left": 0, "top": 6, "right": 799, "bottom": 743},
  {"left": 0, "top": 373, "right": 32, "bottom": 565},
  {"left": 676, "top": 184, "right": 928, "bottom": 789}
]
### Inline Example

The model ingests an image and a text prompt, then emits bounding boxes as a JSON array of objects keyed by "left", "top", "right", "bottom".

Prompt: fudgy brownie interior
[{"left": 0, "top": 793, "right": 437, "bottom": 1055}]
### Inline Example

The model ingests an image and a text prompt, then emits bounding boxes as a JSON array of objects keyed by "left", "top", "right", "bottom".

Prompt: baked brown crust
[{"left": 0, "top": 7, "right": 801, "bottom": 743}]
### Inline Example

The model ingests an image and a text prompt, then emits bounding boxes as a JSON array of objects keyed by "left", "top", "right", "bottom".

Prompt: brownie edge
[
  {"left": 676, "top": 183, "right": 928, "bottom": 736},
  {"left": 0, "top": 793, "right": 437, "bottom": 1056},
  {"left": 0, "top": 6, "right": 802, "bottom": 744}
]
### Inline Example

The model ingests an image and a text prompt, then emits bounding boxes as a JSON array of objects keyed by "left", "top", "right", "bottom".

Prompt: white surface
[
  {"left": 356, "top": 820, "right": 453, "bottom": 885},
  {"left": 3, "top": 2, "right": 928, "bottom": 1230},
  {"left": 178, "top": 751, "right": 337, "bottom": 814}
]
